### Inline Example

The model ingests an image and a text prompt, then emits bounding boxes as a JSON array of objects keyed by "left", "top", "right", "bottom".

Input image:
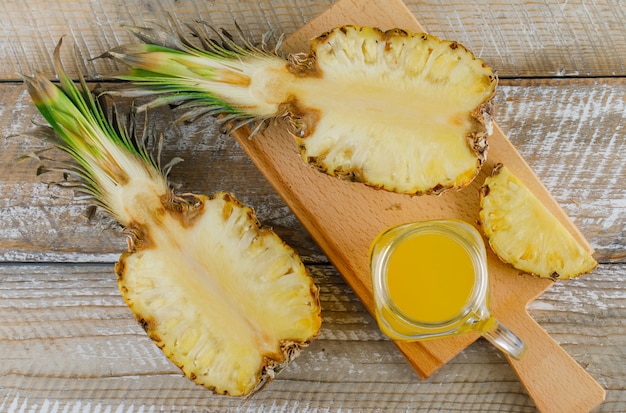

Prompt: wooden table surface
[{"left": 1, "top": 1, "right": 624, "bottom": 412}]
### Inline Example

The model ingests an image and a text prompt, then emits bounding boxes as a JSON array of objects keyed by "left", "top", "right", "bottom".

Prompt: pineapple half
[
  {"left": 21, "top": 40, "right": 321, "bottom": 396},
  {"left": 479, "top": 164, "right": 597, "bottom": 279},
  {"left": 102, "top": 24, "right": 497, "bottom": 195}
]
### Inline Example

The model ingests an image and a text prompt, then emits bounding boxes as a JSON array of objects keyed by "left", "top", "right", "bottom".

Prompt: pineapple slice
[
  {"left": 479, "top": 164, "right": 597, "bottom": 279},
  {"left": 21, "top": 40, "right": 321, "bottom": 396},
  {"left": 103, "top": 24, "right": 496, "bottom": 195}
]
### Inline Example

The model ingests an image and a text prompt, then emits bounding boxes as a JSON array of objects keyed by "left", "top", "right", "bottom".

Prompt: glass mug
[{"left": 370, "top": 219, "right": 526, "bottom": 360}]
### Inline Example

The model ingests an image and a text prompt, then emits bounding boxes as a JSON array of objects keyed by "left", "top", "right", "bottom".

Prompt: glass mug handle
[{"left": 482, "top": 317, "right": 527, "bottom": 360}]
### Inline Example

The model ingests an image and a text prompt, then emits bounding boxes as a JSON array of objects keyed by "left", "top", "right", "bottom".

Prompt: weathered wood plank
[
  {"left": 410, "top": 0, "right": 626, "bottom": 78},
  {"left": 0, "top": 263, "right": 623, "bottom": 412},
  {"left": 1, "top": 79, "right": 623, "bottom": 263},
  {"left": 2, "top": 1, "right": 624, "bottom": 411},
  {"left": 496, "top": 78, "right": 626, "bottom": 264},
  {"left": 1, "top": 0, "right": 625, "bottom": 80}
]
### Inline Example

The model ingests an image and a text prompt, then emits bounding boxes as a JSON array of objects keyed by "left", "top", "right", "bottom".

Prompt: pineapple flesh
[
  {"left": 21, "top": 40, "right": 321, "bottom": 396},
  {"left": 103, "top": 24, "right": 497, "bottom": 195},
  {"left": 479, "top": 164, "right": 597, "bottom": 279}
]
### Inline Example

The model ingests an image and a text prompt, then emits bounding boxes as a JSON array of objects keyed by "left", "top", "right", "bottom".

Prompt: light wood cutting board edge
[{"left": 232, "top": 0, "right": 605, "bottom": 411}]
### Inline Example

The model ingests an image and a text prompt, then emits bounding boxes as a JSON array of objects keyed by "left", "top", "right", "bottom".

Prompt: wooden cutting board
[{"left": 232, "top": 0, "right": 605, "bottom": 411}]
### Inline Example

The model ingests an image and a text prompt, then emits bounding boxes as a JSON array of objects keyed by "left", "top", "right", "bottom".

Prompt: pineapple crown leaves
[
  {"left": 20, "top": 38, "right": 181, "bottom": 222},
  {"left": 100, "top": 19, "right": 285, "bottom": 138}
]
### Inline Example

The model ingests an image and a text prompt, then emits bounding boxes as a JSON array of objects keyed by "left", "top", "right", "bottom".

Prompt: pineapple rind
[
  {"left": 479, "top": 165, "right": 597, "bottom": 279},
  {"left": 117, "top": 192, "right": 321, "bottom": 396}
]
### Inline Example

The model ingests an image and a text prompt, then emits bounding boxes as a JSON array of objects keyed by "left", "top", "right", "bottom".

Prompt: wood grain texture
[
  {"left": 1, "top": 0, "right": 626, "bottom": 80},
  {"left": 0, "top": 263, "right": 623, "bottom": 412},
  {"left": 3, "top": 80, "right": 623, "bottom": 264},
  {"left": 1, "top": 80, "right": 624, "bottom": 410},
  {"left": 1, "top": 0, "right": 625, "bottom": 411}
]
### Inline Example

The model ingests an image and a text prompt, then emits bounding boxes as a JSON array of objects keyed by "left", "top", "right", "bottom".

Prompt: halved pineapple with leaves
[
  {"left": 102, "top": 24, "right": 496, "bottom": 195},
  {"left": 479, "top": 164, "right": 597, "bottom": 279},
  {"left": 21, "top": 40, "right": 321, "bottom": 396}
]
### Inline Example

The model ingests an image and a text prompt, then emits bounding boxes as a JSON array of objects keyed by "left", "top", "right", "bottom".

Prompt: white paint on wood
[{"left": 0, "top": 1, "right": 624, "bottom": 410}]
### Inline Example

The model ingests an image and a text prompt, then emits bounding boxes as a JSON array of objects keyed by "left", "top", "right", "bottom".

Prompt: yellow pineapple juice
[
  {"left": 370, "top": 219, "right": 526, "bottom": 359},
  {"left": 385, "top": 232, "right": 475, "bottom": 324}
]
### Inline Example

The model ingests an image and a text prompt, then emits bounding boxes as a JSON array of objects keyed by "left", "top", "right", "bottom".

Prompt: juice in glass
[{"left": 370, "top": 219, "right": 525, "bottom": 359}]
